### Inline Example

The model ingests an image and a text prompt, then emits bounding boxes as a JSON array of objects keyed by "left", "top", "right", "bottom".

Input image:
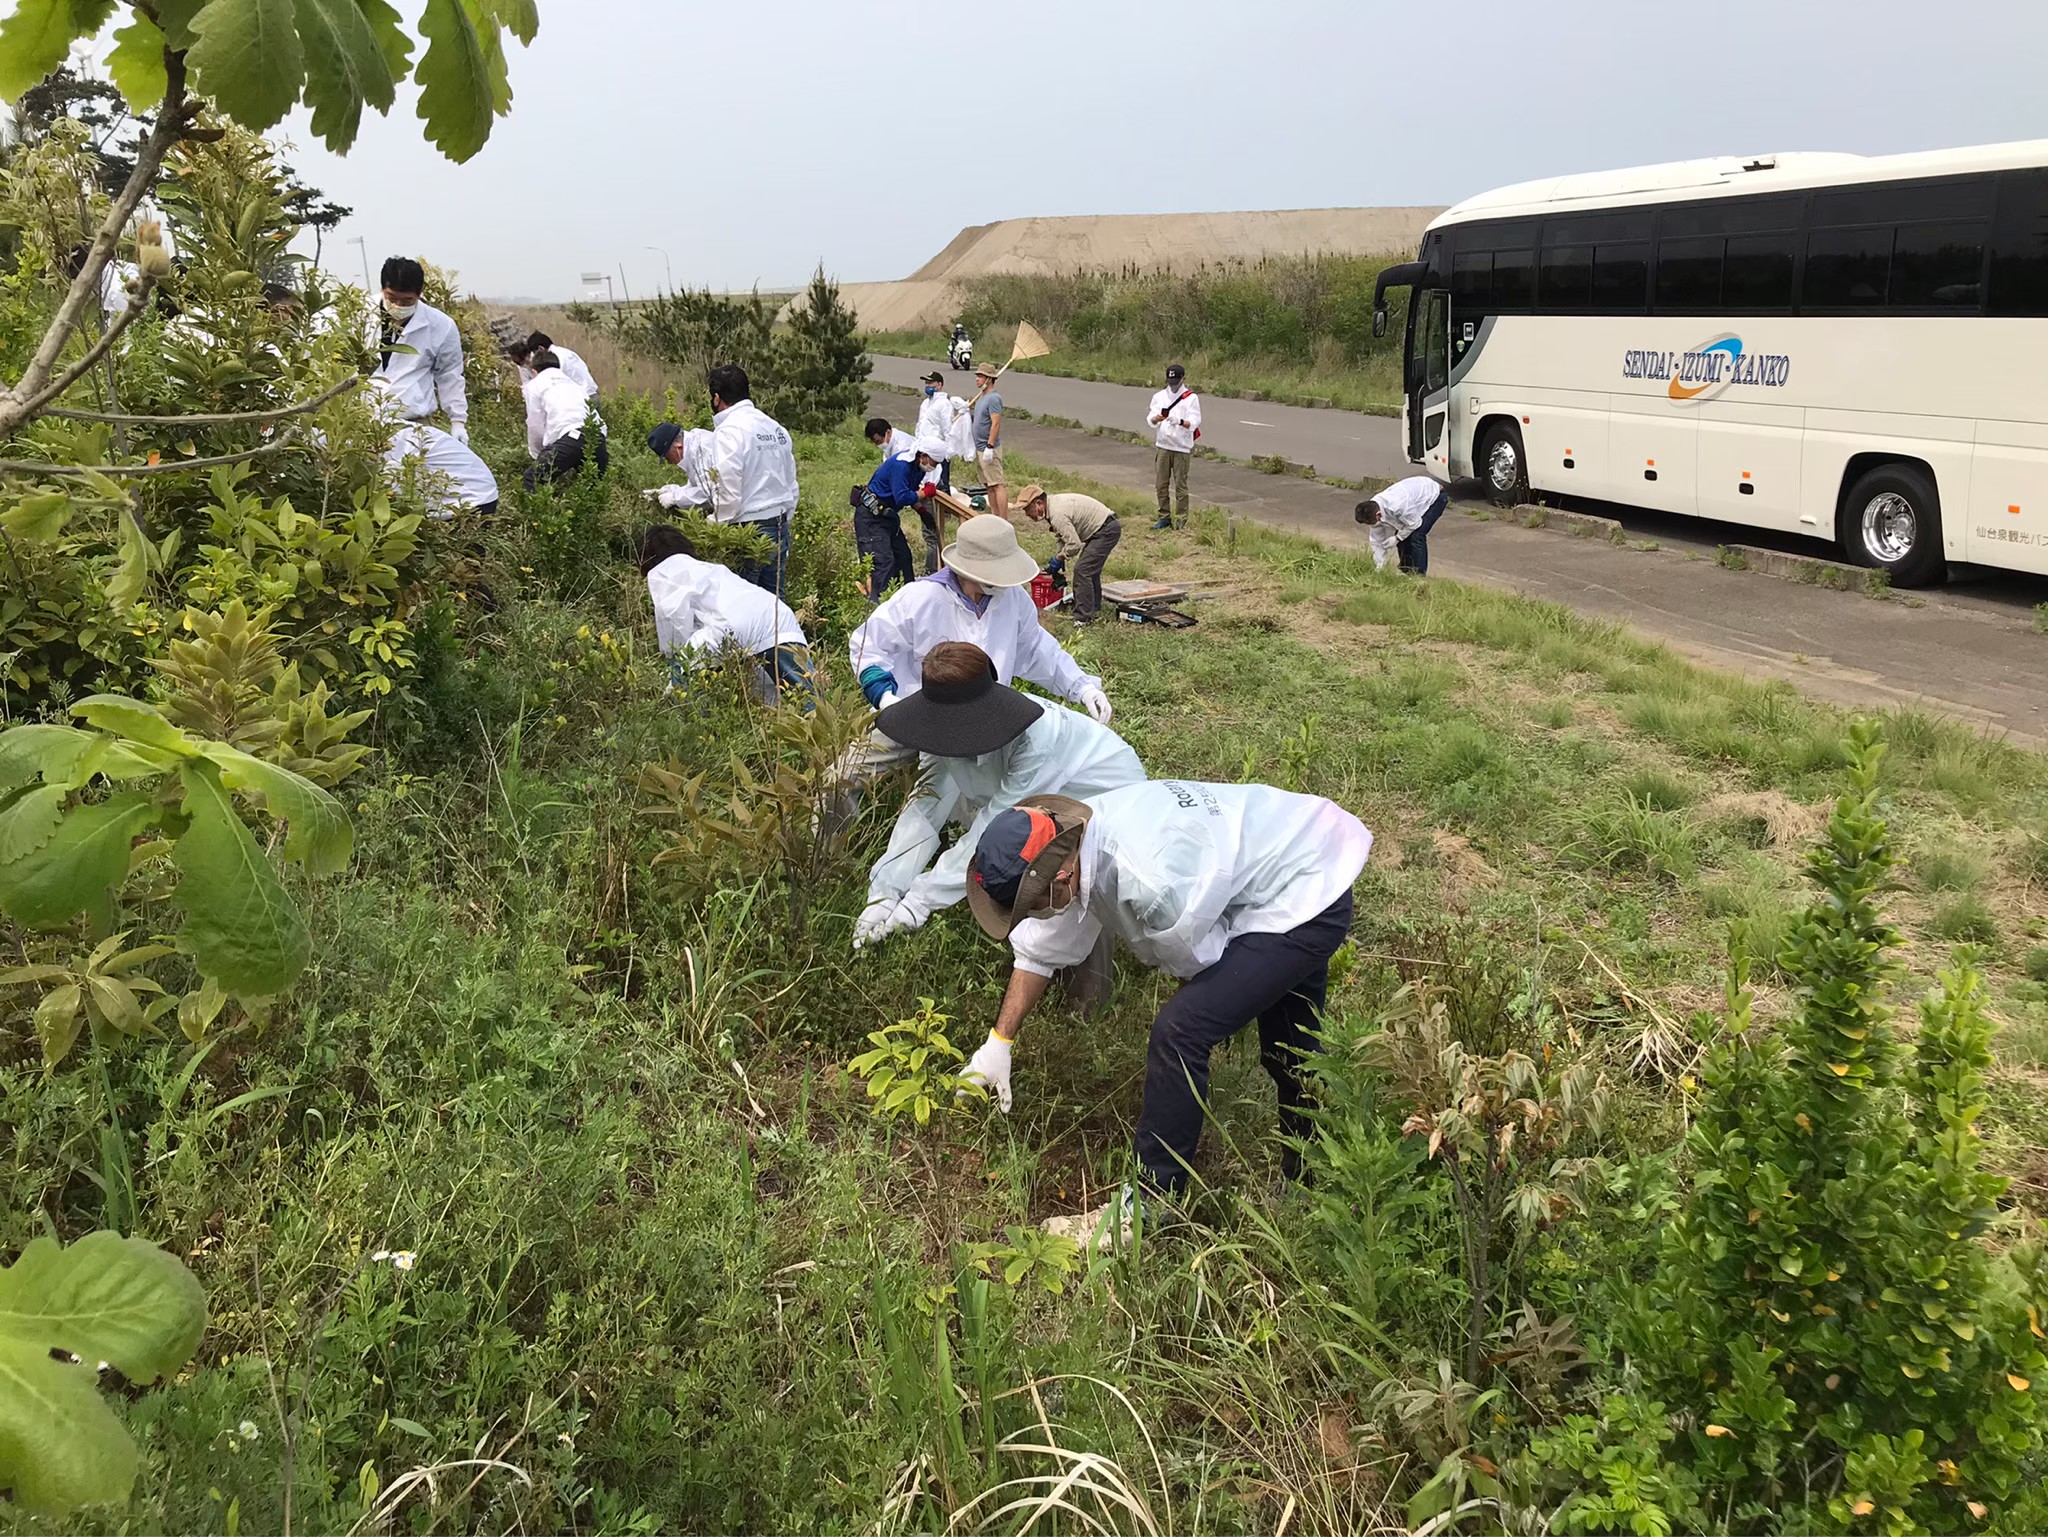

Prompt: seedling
[{"left": 849, "top": 999, "right": 983, "bottom": 1128}]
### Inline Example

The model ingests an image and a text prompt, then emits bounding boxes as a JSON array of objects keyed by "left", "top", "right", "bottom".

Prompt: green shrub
[
  {"left": 1635, "top": 724, "right": 2048, "bottom": 1531},
  {"left": 1931, "top": 894, "right": 1999, "bottom": 945}
]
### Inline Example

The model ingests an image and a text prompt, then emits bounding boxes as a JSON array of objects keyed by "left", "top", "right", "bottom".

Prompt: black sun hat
[{"left": 875, "top": 656, "right": 1043, "bottom": 758}]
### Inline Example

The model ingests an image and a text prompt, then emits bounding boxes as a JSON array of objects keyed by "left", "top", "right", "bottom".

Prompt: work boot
[{"left": 1150, "top": 514, "right": 1172, "bottom": 532}]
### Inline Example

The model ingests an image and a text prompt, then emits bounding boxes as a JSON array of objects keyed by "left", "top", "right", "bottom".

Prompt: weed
[
  {"left": 1619, "top": 765, "right": 1699, "bottom": 812},
  {"left": 1915, "top": 841, "right": 1989, "bottom": 894},
  {"left": 1931, "top": 894, "right": 2000, "bottom": 944},
  {"left": 1568, "top": 793, "right": 1699, "bottom": 880}
]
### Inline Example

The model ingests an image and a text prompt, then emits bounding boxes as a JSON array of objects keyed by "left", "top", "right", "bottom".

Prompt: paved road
[
  {"left": 870, "top": 354, "right": 1414, "bottom": 481},
  {"left": 872, "top": 355, "right": 2048, "bottom": 617},
  {"left": 868, "top": 384, "right": 2048, "bottom": 743}
]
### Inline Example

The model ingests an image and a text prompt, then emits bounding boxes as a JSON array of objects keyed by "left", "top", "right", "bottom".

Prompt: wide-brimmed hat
[
  {"left": 943, "top": 514, "right": 1039, "bottom": 587},
  {"left": 876, "top": 658, "right": 1042, "bottom": 758},
  {"left": 1015, "top": 482, "right": 1048, "bottom": 511},
  {"left": 966, "top": 794, "right": 1093, "bottom": 941},
  {"left": 975, "top": 361, "right": 1000, "bottom": 380}
]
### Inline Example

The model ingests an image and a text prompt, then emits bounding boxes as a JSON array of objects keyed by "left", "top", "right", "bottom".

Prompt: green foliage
[
  {"left": 776, "top": 266, "right": 871, "bottom": 432},
  {"left": 1639, "top": 723, "right": 2048, "bottom": 1530},
  {"left": 0, "top": 694, "right": 351, "bottom": 1059},
  {"left": 1517, "top": 1393, "right": 1705, "bottom": 1537},
  {"left": 848, "top": 999, "right": 980, "bottom": 1128},
  {"left": 966, "top": 1225, "right": 1081, "bottom": 1294},
  {"left": 0, "top": 1230, "right": 206, "bottom": 1516},
  {"left": 0, "top": 0, "right": 537, "bottom": 161}
]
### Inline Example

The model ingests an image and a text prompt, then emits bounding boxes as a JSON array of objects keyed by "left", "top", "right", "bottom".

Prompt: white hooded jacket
[
  {"left": 867, "top": 704, "right": 1145, "bottom": 914},
  {"left": 848, "top": 573, "right": 1099, "bottom": 707},
  {"left": 1009, "top": 780, "right": 1372, "bottom": 980},
  {"left": 646, "top": 553, "right": 807, "bottom": 660},
  {"left": 1147, "top": 385, "right": 1201, "bottom": 454}
]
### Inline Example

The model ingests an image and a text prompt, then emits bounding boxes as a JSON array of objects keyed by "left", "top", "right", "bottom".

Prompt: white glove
[
  {"left": 853, "top": 899, "right": 896, "bottom": 951},
  {"left": 449, "top": 423, "right": 469, "bottom": 445},
  {"left": 1079, "top": 686, "right": 1113, "bottom": 725},
  {"left": 878, "top": 690, "right": 898, "bottom": 711},
  {"left": 959, "top": 1032, "right": 1013, "bottom": 1113}
]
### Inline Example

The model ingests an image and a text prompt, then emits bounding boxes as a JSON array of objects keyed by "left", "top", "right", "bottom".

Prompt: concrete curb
[
  {"left": 1504, "top": 503, "right": 1627, "bottom": 544},
  {"left": 1716, "top": 543, "right": 1891, "bottom": 596}
]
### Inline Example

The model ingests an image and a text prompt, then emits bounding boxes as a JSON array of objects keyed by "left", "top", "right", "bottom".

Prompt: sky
[{"left": 261, "top": 0, "right": 2048, "bottom": 301}]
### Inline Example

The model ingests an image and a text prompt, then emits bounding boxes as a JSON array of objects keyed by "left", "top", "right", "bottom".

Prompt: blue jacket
[{"left": 867, "top": 454, "right": 927, "bottom": 509}]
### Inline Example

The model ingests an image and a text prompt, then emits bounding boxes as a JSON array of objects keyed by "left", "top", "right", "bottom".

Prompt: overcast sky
[{"left": 267, "top": 0, "right": 2048, "bottom": 300}]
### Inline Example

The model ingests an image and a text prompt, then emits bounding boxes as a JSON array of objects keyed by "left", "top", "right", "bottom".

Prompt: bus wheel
[
  {"left": 1479, "top": 422, "right": 1528, "bottom": 507},
  {"left": 1841, "top": 464, "right": 1944, "bottom": 587}
]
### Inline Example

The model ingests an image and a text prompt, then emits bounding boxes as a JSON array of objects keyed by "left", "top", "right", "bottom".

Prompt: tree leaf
[
  {"left": 0, "top": 1231, "right": 207, "bottom": 1515},
  {"left": 105, "top": 12, "right": 170, "bottom": 110},
  {"left": 0, "top": 0, "right": 116, "bottom": 101},
  {"left": 466, "top": 0, "right": 511, "bottom": 113},
  {"left": 413, "top": 0, "right": 495, "bottom": 162},
  {"left": 0, "top": 794, "right": 158, "bottom": 932},
  {"left": 0, "top": 725, "right": 96, "bottom": 793},
  {"left": 186, "top": 0, "right": 307, "bottom": 133},
  {"left": 156, "top": 0, "right": 206, "bottom": 48},
  {"left": 476, "top": 0, "right": 536, "bottom": 43},
  {"left": 70, "top": 696, "right": 199, "bottom": 757},
  {"left": 356, "top": 0, "right": 414, "bottom": 85},
  {"left": 171, "top": 761, "right": 309, "bottom": 997},
  {"left": 104, "top": 507, "right": 153, "bottom": 610},
  {"left": 0, "top": 783, "right": 67, "bottom": 864},
  {"left": 292, "top": 0, "right": 396, "bottom": 152},
  {"left": 34, "top": 983, "right": 84, "bottom": 1065},
  {"left": 201, "top": 742, "right": 353, "bottom": 876},
  {"left": 0, "top": 491, "right": 73, "bottom": 542}
]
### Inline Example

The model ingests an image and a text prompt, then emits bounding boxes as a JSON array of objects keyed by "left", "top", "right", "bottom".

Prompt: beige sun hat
[{"left": 943, "top": 514, "right": 1040, "bottom": 587}]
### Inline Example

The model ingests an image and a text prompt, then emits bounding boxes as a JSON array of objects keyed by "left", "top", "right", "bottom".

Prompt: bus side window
[
  {"left": 1493, "top": 249, "right": 1534, "bottom": 309},
  {"left": 1539, "top": 245, "right": 1592, "bottom": 311},
  {"left": 1990, "top": 169, "right": 2048, "bottom": 316},
  {"left": 1804, "top": 227, "right": 1892, "bottom": 308},
  {"left": 1656, "top": 236, "right": 1723, "bottom": 310},
  {"left": 1723, "top": 235, "right": 1795, "bottom": 309},
  {"left": 1890, "top": 222, "right": 1986, "bottom": 309}
]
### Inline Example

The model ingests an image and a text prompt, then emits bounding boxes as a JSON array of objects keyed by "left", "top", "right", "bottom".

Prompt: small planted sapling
[{"left": 850, "top": 998, "right": 983, "bottom": 1129}]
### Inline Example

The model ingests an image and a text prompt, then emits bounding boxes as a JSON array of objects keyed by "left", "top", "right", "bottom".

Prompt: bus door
[{"left": 1409, "top": 288, "right": 1451, "bottom": 473}]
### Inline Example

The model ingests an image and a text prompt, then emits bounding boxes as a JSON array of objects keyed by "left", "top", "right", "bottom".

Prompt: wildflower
[
  {"left": 370, "top": 1249, "right": 418, "bottom": 1272},
  {"left": 239, "top": 1421, "right": 260, "bottom": 1441}
]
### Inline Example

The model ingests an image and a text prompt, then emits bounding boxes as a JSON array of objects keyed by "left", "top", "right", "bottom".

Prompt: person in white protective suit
[
  {"left": 845, "top": 514, "right": 1111, "bottom": 778},
  {"left": 645, "top": 421, "right": 717, "bottom": 511},
  {"left": 851, "top": 641, "right": 1145, "bottom": 951},
  {"left": 961, "top": 781, "right": 1372, "bottom": 1245}
]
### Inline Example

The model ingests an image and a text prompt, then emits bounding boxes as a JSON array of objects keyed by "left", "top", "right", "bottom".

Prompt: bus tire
[
  {"left": 1478, "top": 421, "right": 1528, "bottom": 507},
  {"left": 1840, "top": 463, "right": 1944, "bottom": 587}
]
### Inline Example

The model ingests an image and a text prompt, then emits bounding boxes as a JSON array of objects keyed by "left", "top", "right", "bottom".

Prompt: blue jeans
[
  {"left": 753, "top": 644, "right": 816, "bottom": 711},
  {"left": 1398, "top": 490, "right": 1450, "bottom": 574},
  {"left": 737, "top": 514, "right": 793, "bottom": 595}
]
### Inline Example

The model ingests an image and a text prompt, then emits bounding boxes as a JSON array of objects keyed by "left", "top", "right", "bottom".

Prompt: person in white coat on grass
[
  {"left": 960, "top": 780, "right": 1372, "bottom": 1246},
  {"left": 645, "top": 421, "right": 716, "bottom": 511},
  {"left": 915, "top": 371, "right": 969, "bottom": 490},
  {"left": 1355, "top": 475, "right": 1451, "bottom": 574},
  {"left": 522, "top": 350, "right": 598, "bottom": 490},
  {"left": 639, "top": 525, "right": 814, "bottom": 706},
  {"left": 1146, "top": 363, "right": 1201, "bottom": 530},
  {"left": 372, "top": 256, "right": 469, "bottom": 445},
  {"left": 706, "top": 362, "right": 800, "bottom": 594},
  {"left": 852, "top": 641, "right": 1145, "bottom": 950},
  {"left": 846, "top": 513, "right": 1111, "bottom": 777}
]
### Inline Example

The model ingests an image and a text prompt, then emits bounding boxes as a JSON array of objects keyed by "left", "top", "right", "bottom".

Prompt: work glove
[
  {"left": 919, "top": 483, "right": 937, "bottom": 499},
  {"left": 853, "top": 898, "right": 897, "bottom": 951},
  {"left": 878, "top": 689, "right": 898, "bottom": 712},
  {"left": 958, "top": 1031, "right": 1013, "bottom": 1113},
  {"left": 1045, "top": 556, "right": 1066, "bottom": 575},
  {"left": 1079, "top": 685, "right": 1113, "bottom": 726},
  {"left": 449, "top": 422, "right": 469, "bottom": 446}
]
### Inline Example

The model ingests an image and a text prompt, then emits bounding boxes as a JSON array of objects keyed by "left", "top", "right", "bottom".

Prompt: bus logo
[{"left": 1620, "top": 335, "right": 1792, "bottom": 404}]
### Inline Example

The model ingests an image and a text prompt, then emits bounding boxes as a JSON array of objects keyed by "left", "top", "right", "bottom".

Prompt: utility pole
[
  {"left": 350, "top": 234, "right": 371, "bottom": 291},
  {"left": 617, "top": 262, "right": 633, "bottom": 306},
  {"left": 646, "top": 245, "right": 673, "bottom": 291}
]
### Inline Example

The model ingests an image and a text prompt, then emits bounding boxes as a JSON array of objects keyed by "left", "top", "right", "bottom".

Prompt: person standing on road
[
  {"left": 1147, "top": 363, "right": 1200, "bottom": 531},
  {"left": 707, "top": 363, "right": 800, "bottom": 594},
  {"left": 1018, "top": 484, "right": 1121, "bottom": 625},
  {"left": 1356, "top": 475, "right": 1451, "bottom": 574},
  {"left": 959, "top": 780, "right": 1372, "bottom": 1241},
  {"left": 522, "top": 351, "right": 593, "bottom": 490},
  {"left": 971, "top": 360, "right": 1009, "bottom": 520},
  {"left": 372, "top": 256, "right": 469, "bottom": 446},
  {"left": 852, "top": 641, "right": 1145, "bottom": 950}
]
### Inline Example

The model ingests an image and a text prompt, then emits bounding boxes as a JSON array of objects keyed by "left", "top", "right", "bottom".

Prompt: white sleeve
[
  {"left": 1368, "top": 521, "right": 1397, "bottom": 570},
  {"left": 1143, "top": 391, "right": 1159, "bottom": 427},
  {"left": 710, "top": 423, "right": 745, "bottom": 521},
  {"left": 1011, "top": 606, "right": 1098, "bottom": 702},
  {"left": 1119, "top": 844, "right": 1233, "bottom": 979},
  {"left": 903, "top": 736, "right": 1068, "bottom": 914},
  {"left": 1184, "top": 394, "right": 1201, "bottom": 432},
  {"left": 525, "top": 392, "right": 544, "bottom": 459},
  {"left": 436, "top": 326, "right": 468, "bottom": 425},
  {"left": 1009, "top": 907, "right": 1103, "bottom": 979},
  {"left": 847, "top": 596, "right": 912, "bottom": 684},
  {"left": 866, "top": 772, "right": 965, "bottom": 904}
]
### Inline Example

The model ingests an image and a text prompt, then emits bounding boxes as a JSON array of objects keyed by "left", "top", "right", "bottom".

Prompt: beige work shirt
[{"left": 1044, "top": 492, "right": 1117, "bottom": 562}]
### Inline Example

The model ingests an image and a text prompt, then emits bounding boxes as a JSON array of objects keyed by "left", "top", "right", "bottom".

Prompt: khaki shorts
[{"left": 977, "top": 445, "right": 1006, "bottom": 487}]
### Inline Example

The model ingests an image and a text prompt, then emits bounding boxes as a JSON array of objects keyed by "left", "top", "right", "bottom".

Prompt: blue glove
[
  {"left": 859, "top": 666, "right": 898, "bottom": 709},
  {"left": 1046, "top": 556, "right": 1066, "bottom": 576}
]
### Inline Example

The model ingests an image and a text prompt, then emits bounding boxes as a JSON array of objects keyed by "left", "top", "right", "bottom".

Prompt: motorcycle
[{"left": 947, "top": 331, "right": 973, "bottom": 371}]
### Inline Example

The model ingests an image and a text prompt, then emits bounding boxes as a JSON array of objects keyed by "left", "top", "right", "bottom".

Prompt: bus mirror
[{"left": 1371, "top": 307, "right": 1388, "bottom": 340}]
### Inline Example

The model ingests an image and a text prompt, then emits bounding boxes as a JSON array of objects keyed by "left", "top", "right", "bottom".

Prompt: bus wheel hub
[{"left": 1862, "top": 492, "right": 1916, "bottom": 562}]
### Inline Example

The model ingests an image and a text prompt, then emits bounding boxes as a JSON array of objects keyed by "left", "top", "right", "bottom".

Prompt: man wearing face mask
[
  {"left": 961, "top": 780, "right": 1371, "bottom": 1241},
  {"left": 915, "top": 371, "right": 965, "bottom": 496},
  {"left": 372, "top": 257, "right": 469, "bottom": 446}
]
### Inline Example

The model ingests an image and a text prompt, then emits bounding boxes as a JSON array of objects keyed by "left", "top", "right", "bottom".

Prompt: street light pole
[
  {"left": 646, "top": 245, "right": 673, "bottom": 292},
  {"left": 350, "top": 235, "right": 372, "bottom": 292}
]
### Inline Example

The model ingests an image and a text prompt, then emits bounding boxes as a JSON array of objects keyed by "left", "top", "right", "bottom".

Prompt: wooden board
[{"left": 1101, "top": 579, "right": 1194, "bottom": 602}]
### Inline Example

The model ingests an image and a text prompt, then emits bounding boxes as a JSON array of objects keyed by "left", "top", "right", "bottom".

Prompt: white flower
[
  {"left": 239, "top": 1421, "right": 260, "bottom": 1441},
  {"left": 370, "top": 1249, "right": 419, "bottom": 1272}
]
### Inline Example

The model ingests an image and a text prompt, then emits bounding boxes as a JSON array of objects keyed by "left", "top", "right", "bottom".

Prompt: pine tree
[{"left": 773, "top": 265, "right": 871, "bottom": 433}]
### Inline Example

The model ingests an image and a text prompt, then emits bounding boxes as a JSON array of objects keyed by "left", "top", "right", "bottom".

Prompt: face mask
[
  {"left": 923, "top": 384, "right": 937, "bottom": 397},
  {"left": 385, "top": 299, "right": 418, "bottom": 322}
]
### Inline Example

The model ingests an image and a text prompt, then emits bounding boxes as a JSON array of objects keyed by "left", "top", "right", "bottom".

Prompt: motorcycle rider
[{"left": 949, "top": 322, "right": 973, "bottom": 370}]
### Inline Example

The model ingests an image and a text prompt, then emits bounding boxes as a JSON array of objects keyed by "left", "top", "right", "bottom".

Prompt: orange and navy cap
[{"left": 965, "top": 795, "right": 1093, "bottom": 940}]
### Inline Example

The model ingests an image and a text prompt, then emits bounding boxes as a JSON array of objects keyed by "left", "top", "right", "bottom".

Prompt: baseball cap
[
  {"left": 1165, "top": 363, "right": 1185, "bottom": 380},
  {"left": 647, "top": 422, "right": 681, "bottom": 459},
  {"left": 965, "top": 795, "right": 1093, "bottom": 940},
  {"left": 921, "top": 369, "right": 944, "bottom": 384}
]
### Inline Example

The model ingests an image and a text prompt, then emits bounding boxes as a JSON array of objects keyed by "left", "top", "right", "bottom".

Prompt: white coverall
[{"left": 865, "top": 704, "right": 1145, "bottom": 933}]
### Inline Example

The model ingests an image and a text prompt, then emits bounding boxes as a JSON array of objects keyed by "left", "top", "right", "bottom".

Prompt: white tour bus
[{"left": 1370, "top": 140, "right": 2048, "bottom": 586}]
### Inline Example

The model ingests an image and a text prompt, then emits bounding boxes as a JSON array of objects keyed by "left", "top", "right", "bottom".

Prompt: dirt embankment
[{"left": 844, "top": 206, "right": 1446, "bottom": 331}]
